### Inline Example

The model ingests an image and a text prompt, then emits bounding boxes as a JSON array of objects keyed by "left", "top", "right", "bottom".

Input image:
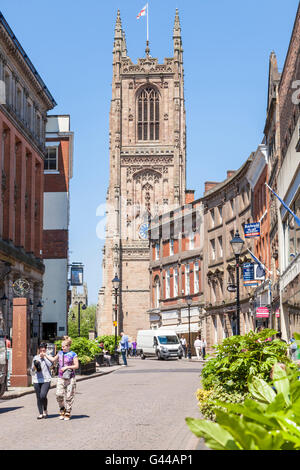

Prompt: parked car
[{"left": 137, "top": 329, "right": 182, "bottom": 360}]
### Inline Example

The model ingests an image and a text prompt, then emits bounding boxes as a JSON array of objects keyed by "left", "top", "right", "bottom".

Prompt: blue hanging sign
[
  {"left": 243, "top": 263, "right": 259, "bottom": 287},
  {"left": 244, "top": 222, "right": 260, "bottom": 238}
]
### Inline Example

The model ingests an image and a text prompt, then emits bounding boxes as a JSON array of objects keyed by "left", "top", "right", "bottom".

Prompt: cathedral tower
[{"left": 97, "top": 10, "right": 187, "bottom": 339}]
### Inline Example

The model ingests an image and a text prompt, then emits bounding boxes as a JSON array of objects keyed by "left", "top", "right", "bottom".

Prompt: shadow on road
[
  {"left": 45, "top": 413, "right": 90, "bottom": 420},
  {"left": 0, "top": 406, "right": 23, "bottom": 414},
  {"left": 116, "top": 369, "right": 202, "bottom": 374}
]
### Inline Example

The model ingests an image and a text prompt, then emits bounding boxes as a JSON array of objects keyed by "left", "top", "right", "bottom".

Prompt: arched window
[{"left": 137, "top": 87, "right": 159, "bottom": 141}]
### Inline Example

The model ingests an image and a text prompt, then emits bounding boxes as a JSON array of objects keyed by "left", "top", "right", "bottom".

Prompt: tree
[{"left": 67, "top": 304, "right": 96, "bottom": 338}]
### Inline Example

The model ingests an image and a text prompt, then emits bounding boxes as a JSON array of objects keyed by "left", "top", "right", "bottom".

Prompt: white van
[{"left": 137, "top": 329, "right": 183, "bottom": 360}]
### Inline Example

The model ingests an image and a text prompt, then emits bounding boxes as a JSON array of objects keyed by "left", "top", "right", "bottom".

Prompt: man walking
[
  {"left": 120, "top": 332, "right": 129, "bottom": 366},
  {"left": 180, "top": 335, "right": 187, "bottom": 358},
  {"left": 202, "top": 338, "right": 207, "bottom": 359},
  {"left": 194, "top": 336, "right": 202, "bottom": 361}
]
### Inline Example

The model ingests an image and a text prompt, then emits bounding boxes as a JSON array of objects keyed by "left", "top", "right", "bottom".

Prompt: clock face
[{"left": 139, "top": 223, "right": 149, "bottom": 240}]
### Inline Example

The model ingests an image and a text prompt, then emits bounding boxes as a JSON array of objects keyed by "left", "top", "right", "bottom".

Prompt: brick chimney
[
  {"left": 185, "top": 190, "right": 195, "bottom": 204},
  {"left": 204, "top": 182, "right": 219, "bottom": 193},
  {"left": 227, "top": 170, "right": 236, "bottom": 179}
]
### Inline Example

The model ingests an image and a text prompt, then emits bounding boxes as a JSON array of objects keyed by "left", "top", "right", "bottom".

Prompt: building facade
[
  {"left": 148, "top": 196, "right": 204, "bottom": 353},
  {"left": 42, "top": 115, "right": 73, "bottom": 340},
  {"left": 97, "top": 10, "right": 187, "bottom": 340},
  {"left": 277, "top": 3, "right": 300, "bottom": 340},
  {"left": 0, "top": 13, "right": 56, "bottom": 352},
  {"left": 202, "top": 160, "right": 255, "bottom": 352}
]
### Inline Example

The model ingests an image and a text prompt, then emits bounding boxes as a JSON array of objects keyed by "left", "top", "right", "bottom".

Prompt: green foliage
[
  {"left": 67, "top": 304, "right": 96, "bottom": 338},
  {"left": 55, "top": 337, "right": 99, "bottom": 365},
  {"left": 187, "top": 364, "right": 300, "bottom": 450},
  {"left": 197, "top": 386, "right": 248, "bottom": 422},
  {"left": 96, "top": 335, "right": 121, "bottom": 355},
  {"left": 201, "top": 329, "right": 291, "bottom": 393}
]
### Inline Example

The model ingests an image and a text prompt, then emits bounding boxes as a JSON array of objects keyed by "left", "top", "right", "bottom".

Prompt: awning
[{"left": 176, "top": 323, "right": 200, "bottom": 334}]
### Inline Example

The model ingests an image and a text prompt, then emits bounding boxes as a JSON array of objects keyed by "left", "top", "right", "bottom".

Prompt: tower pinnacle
[{"left": 173, "top": 8, "right": 181, "bottom": 37}]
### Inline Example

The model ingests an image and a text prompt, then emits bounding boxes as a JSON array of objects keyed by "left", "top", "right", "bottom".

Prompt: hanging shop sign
[
  {"left": 244, "top": 222, "right": 261, "bottom": 238},
  {"left": 256, "top": 307, "right": 269, "bottom": 318},
  {"left": 70, "top": 265, "right": 83, "bottom": 286},
  {"left": 254, "top": 263, "right": 266, "bottom": 281},
  {"left": 243, "top": 263, "right": 259, "bottom": 287}
]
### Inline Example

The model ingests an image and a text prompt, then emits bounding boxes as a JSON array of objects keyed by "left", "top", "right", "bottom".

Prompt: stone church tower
[{"left": 97, "top": 10, "right": 187, "bottom": 339}]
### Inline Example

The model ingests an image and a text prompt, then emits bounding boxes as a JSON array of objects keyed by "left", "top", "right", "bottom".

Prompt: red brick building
[
  {"left": 148, "top": 194, "right": 204, "bottom": 353},
  {"left": 0, "top": 13, "right": 56, "bottom": 352}
]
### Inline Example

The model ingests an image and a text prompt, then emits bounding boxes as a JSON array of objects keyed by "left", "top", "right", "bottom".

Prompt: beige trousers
[{"left": 56, "top": 377, "right": 76, "bottom": 413}]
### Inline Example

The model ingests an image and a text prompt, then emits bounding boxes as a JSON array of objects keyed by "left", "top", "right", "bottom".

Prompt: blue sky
[{"left": 0, "top": 0, "right": 299, "bottom": 304}]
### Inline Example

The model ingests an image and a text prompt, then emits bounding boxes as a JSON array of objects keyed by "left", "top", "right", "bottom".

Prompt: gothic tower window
[{"left": 137, "top": 87, "right": 160, "bottom": 141}]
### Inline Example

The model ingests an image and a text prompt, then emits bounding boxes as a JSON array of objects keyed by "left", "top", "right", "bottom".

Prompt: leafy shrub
[
  {"left": 55, "top": 337, "right": 99, "bottom": 364},
  {"left": 197, "top": 386, "right": 247, "bottom": 422},
  {"left": 201, "top": 329, "right": 291, "bottom": 393},
  {"left": 96, "top": 335, "right": 121, "bottom": 355},
  {"left": 187, "top": 364, "right": 300, "bottom": 450}
]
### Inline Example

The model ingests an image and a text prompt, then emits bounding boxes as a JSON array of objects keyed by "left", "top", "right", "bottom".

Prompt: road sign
[
  {"left": 227, "top": 284, "right": 237, "bottom": 292},
  {"left": 113, "top": 321, "right": 117, "bottom": 327}
]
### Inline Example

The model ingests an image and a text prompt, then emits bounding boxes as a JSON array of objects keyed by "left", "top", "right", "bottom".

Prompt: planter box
[{"left": 76, "top": 360, "right": 96, "bottom": 375}]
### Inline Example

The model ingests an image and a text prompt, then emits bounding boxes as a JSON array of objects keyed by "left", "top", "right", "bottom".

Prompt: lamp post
[
  {"left": 112, "top": 274, "right": 120, "bottom": 364},
  {"left": 37, "top": 300, "right": 43, "bottom": 344},
  {"left": 75, "top": 301, "right": 86, "bottom": 337},
  {"left": 186, "top": 295, "right": 192, "bottom": 359},
  {"left": 230, "top": 230, "right": 244, "bottom": 336}
]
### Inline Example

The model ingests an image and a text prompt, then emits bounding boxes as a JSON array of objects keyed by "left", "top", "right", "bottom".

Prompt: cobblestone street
[{"left": 0, "top": 358, "right": 204, "bottom": 450}]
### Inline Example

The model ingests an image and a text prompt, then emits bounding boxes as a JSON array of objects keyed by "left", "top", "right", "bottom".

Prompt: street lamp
[
  {"left": 230, "top": 230, "right": 244, "bottom": 336},
  {"left": 75, "top": 301, "right": 86, "bottom": 337},
  {"left": 186, "top": 295, "right": 192, "bottom": 359},
  {"left": 112, "top": 274, "right": 120, "bottom": 364},
  {"left": 37, "top": 300, "right": 43, "bottom": 344}
]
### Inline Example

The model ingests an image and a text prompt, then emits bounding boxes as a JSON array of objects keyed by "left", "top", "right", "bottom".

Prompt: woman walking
[
  {"left": 45, "top": 336, "right": 79, "bottom": 421},
  {"left": 31, "top": 342, "right": 52, "bottom": 419}
]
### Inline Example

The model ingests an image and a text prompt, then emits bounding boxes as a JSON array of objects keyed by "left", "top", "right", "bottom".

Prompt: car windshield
[{"left": 158, "top": 335, "right": 179, "bottom": 345}]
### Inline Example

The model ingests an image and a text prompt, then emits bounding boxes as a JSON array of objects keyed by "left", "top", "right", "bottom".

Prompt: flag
[
  {"left": 137, "top": 4, "right": 147, "bottom": 19},
  {"left": 265, "top": 183, "right": 300, "bottom": 227},
  {"left": 247, "top": 249, "right": 266, "bottom": 275}
]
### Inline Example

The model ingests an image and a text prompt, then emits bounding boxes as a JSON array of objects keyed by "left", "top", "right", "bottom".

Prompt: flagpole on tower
[{"left": 146, "top": 3, "right": 150, "bottom": 56}]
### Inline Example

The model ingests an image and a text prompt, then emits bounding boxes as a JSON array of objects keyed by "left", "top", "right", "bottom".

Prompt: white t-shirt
[
  {"left": 194, "top": 339, "right": 202, "bottom": 348},
  {"left": 180, "top": 338, "right": 187, "bottom": 346}
]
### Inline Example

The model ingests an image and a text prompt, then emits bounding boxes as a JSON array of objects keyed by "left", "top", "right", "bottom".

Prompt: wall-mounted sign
[
  {"left": 256, "top": 307, "right": 269, "bottom": 318},
  {"left": 70, "top": 265, "right": 83, "bottom": 286},
  {"left": 276, "top": 308, "right": 280, "bottom": 318},
  {"left": 243, "top": 263, "right": 259, "bottom": 287},
  {"left": 244, "top": 222, "right": 260, "bottom": 238},
  {"left": 227, "top": 284, "right": 237, "bottom": 292}
]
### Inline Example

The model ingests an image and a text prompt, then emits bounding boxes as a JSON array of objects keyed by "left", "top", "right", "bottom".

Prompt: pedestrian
[
  {"left": 128, "top": 340, "right": 132, "bottom": 357},
  {"left": 31, "top": 342, "right": 52, "bottom": 419},
  {"left": 45, "top": 335, "right": 79, "bottom": 421},
  {"left": 180, "top": 335, "right": 187, "bottom": 358},
  {"left": 119, "top": 331, "right": 129, "bottom": 366},
  {"left": 132, "top": 340, "right": 137, "bottom": 357},
  {"left": 289, "top": 335, "right": 298, "bottom": 361},
  {"left": 202, "top": 339, "right": 207, "bottom": 359},
  {"left": 194, "top": 336, "right": 202, "bottom": 360},
  {"left": 103, "top": 347, "right": 112, "bottom": 367}
]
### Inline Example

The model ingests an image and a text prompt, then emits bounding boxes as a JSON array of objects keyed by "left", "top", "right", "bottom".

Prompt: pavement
[
  {"left": 2, "top": 355, "right": 206, "bottom": 400},
  {"left": 2, "top": 364, "right": 123, "bottom": 399},
  {"left": 0, "top": 356, "right": 207, "bottom": 450}
]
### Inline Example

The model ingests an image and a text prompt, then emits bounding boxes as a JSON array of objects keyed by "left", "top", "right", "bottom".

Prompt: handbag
[{"left": 62, "top": 352, "right": 73, "bottom": 380}]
